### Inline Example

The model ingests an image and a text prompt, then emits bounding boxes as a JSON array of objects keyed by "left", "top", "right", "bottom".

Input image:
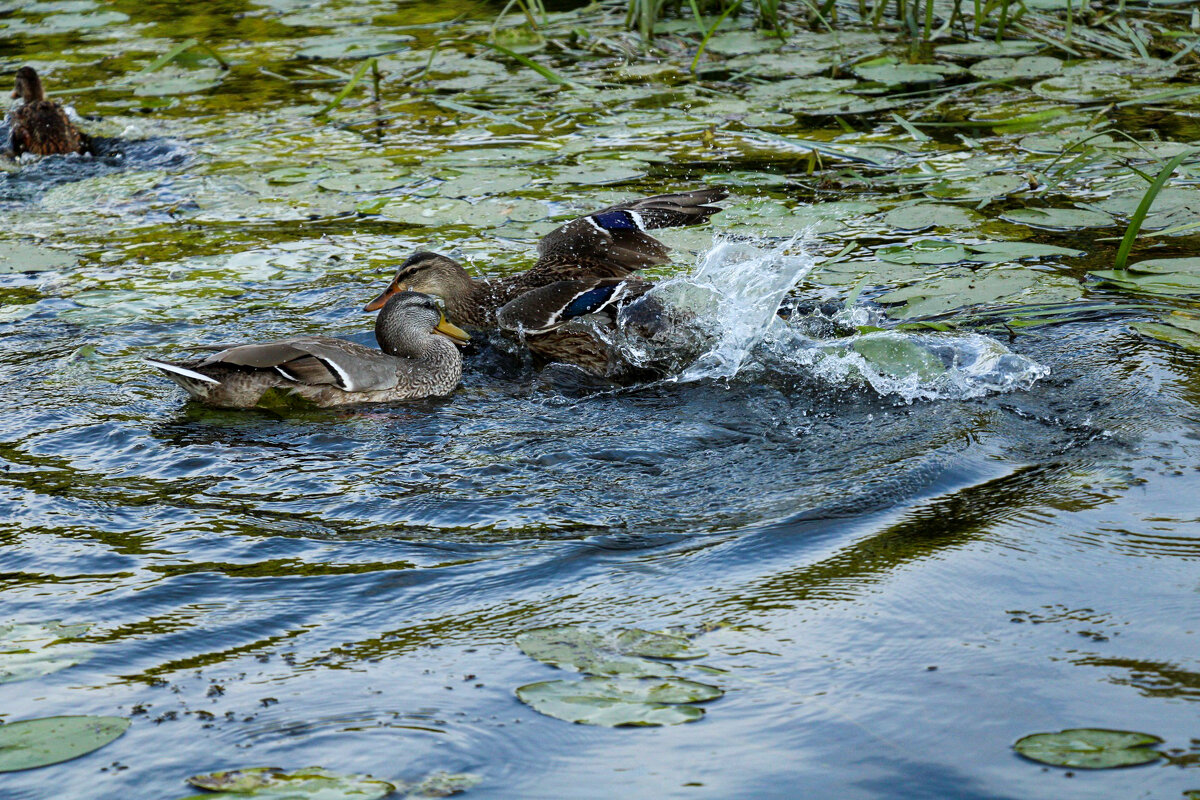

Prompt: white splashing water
[{"left": 611, "top": 234, "right": 1051, "bottom": 402}]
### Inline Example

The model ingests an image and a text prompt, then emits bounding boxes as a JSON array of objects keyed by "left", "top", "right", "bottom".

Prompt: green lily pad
[
  {"left": 1124, "top": 257, "right": 1200, "bottom": 274},
  {"left": 741, "top": 111, "right": 796, "bottom": 129},
  {"left": 1090, "top": 270, "right": 1200, "bottom": 296},
  {"left": 0, "top": 242, "right": 75, "bottom": 274},
  {"left": 969, "top": 56, "right": 1062, "bottom": 81},
  {"left": 185, "top": 766, "right": 395, "bottom": 798},
  {"left": 516, "top": 626, "right": 704, "bottom": 677},
  {"left": 1032, "top": 73, "right": 1135, "bottom": 103},
  {"left": 516, "top": 677, "right": 721, "bottom": 727},
  {"left": 0, "top": 716, "right": 130, "bottom": 773},
  {"left": 877, "top": 240, "right": 970, "bottom": 265},
  {"left": 296, "top": 35, "right": 414, "bottom": 60},
  {"left": 878, "top": 266, "right": 1082, "bottom": 318},
  {"left": 703, "top": 31, "right": 784, "bottom": 56},
  {"left": 1132, "top": 318, "right": 1200, "bottom": 353},
  {"left": 966, "top": 242, "right": 1085, "bottom": 261},
  {"left": 1013, "top": 729, "right": 1164, "bottom": 769},
  {"left": 265, "top": 167, "right": 331, "bottom": 185},
  {"left": 853, "top": 61, "right": 964, "bottom": 86},
  {"left": 852, "top": 335, "right": 946, "bottom": 380},
  {"left": 723, "top": 52, "right": 836, "bottom": 79},
  {"left": 939, "top": 40, "right": 1044, "bottom": 58},
  {"left": 0, "top": 620, "right": 91, "bottom": 683},
  {"left": 316, "top": 171, "right": 411, "bottom": 193},
  {"left": 884, "top": 204, "right": 980, "bottom": 232},
  {"left": 1000, "top": 207, "right": 1114, "bottom": 230},
  {"left": 924, "top": 174, "right": 1029, "bottom": 202},
  {"left": 132, "top": 68, "right": 225, "bottom": 97}
]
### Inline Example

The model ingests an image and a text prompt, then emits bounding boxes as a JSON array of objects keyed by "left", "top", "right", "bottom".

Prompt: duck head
[
  {"left": 12, "top": 66, "right": 44, "bottom": 103},
  {"left": 364, "top": 252, "right": 476, "bottom": 314}
]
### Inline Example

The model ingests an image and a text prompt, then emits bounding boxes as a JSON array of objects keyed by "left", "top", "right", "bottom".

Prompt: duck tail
[{"left": 145, "top": 358, "right": 220, "bottom": 399}]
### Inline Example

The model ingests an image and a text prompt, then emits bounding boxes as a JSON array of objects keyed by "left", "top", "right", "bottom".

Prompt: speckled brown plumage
[
  {"left": 9, "top": 67, "right": 91, "bottom": 157},
  {"left": 364, "top": 189, "right": 726, "bottom": 377},
  {"left": 147, "top": 292, "right": 468, "bottom": 409}
]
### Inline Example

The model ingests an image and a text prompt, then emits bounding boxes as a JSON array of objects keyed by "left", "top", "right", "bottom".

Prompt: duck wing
[
  {"left": 497, "top": 278, "right": 647, "bottom": 335},
  {"left": 527, "top": 189, "right": 727, "bottom": 280},
  {"left": 201, "top": 338, "right": 400, "bottom": 392}
]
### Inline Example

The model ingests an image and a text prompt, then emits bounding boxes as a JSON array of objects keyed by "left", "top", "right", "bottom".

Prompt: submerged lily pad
[
  {"left": 1000, "top": 207, "right": 1114, "bottom": 230},
  {"left": 0, "top": 620, "right": 91, "bottom": 683},
  {"left": 852, "top": 335, "right": 946, "bottom": 380},
  {"left": 1132, "top": 314, "right": 1200, "bottom": 354},
  {"left": 185, "top": 766, "right": 395, "bottom": 798},
  {"left": 1013, "top": 729, "right": 1164, "bottom": 769},
  {"left": 516, "top": 626, "right": 704, "bottom": 677},
  {"left": 0, "top": 242, "right": 76, "bottom": 274},
  {"left": 516, "top": 677, "right": 721, "bottom": 727},
  {"left": 0, "top": 716, "right": 129, "bottom": 772}
]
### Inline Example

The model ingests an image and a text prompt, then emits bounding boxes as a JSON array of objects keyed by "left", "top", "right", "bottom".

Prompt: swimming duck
[
  {"left": 364, "top": 189, "right": 726, "bottom": 377},
  {"left": 146, "top": 291, "right": 469, "bottom": 409},
  {"left": 8, "top": 66, "right": 92, "bottom": 157}
]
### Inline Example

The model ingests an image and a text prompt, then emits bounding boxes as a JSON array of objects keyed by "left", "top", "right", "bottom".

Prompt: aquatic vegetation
[
  {"left": 1013, "top": 728, "right": 1165, "bottom": 769},
  {"left": 0, "top": 716, "right": 129, "bottom": 773}
]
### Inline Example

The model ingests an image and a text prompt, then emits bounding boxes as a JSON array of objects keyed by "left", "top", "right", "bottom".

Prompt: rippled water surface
[{"left": 3, "top": 1, "right": 1200, "bottom": 798}]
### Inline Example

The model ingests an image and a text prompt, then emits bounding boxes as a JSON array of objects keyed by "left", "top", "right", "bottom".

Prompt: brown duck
[
  {"left": 364, "top": 189, "right": 727, "bottom": 377},
  {"left": 146, "top": 291, "right": 469, "bottom": 409},
  {"left": 9, "top": 66, "right": 92, "bottom": 157}
]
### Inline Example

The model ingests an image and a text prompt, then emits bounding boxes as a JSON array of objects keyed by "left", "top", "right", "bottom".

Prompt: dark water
[{"left": 4, "top": 1, "right": 1200, "bottom": 799}]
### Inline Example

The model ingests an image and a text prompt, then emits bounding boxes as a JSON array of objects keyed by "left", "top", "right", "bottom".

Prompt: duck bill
[
  {"left": 434, "top": 314, "right": 470, "bottom": 345},
  {"left": 363, "top": 282, "right": 400, "bottom": 312}
]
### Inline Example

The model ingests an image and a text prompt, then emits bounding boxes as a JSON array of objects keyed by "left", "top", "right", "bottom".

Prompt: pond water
[{"left": 2, "top": 0, "right": 1200, "bottom": 798}]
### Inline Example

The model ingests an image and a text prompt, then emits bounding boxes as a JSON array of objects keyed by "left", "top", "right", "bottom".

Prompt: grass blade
[
  {"left": 1113, "top": 150, "right": 1196, "bottom": 270},
  {"left": 480, "top": 41, "right": 583, "bottom": 87},
  {"left": 314, "top": 57, "right": 376, "bottom": 117},
  {"left": 691, "top": 0, "right": 744, "bottom": 74}
]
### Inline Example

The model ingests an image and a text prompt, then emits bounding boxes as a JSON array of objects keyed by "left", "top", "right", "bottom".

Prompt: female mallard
[
  {"left": 146, "top": 291, "right": 469, "bottom": 409},
  {"left": 9, "top": 66, "right": 92, "bottom": 157},
  {"left": 364, "top": 189, "right": 726, "bottom": 377}
]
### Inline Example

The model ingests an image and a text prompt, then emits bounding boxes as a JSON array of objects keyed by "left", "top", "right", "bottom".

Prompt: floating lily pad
[
  {"left": 1132, "top": 315, "right": 1200, "bottom": 353},
  {"left": 0, "top": 620, "right": 91, "bottom": 683},
  {"left": 1124, "top": 257, "right": 1200, "bottom": 274},
  {"left": 703, "top": 31, "right": 784, "bottom": 56},
  {"left": 723, "top": 52, "right": 836, "bottom": 79},
  {"left": 966, "top": 242, "right": 1084, "bottom": 261},
  {"left": 877, "top": 240, "right": 970, "bottom": 265},
  {"left": 185, "top": 766, "right": 395, "bottom": 798},
  {"left": 1032, "top": 73, "right": 1135, "bottom": 103},
  {"left": 516, "top": 626, "right": 705, "bottom": 677},
  {"left": 853, "top": 61, "right": 964, "bottom": 86},
  {"left": 939, "top": 40, "right": 1044, "bottom": 58},
  {"left": 0, "top": 242, "right": 75, "bottom": 274},
  {"left": 925, "top": 174, "right": 1029, "bottom": 203},
  {"left": 516, "top": 677, "right": 721, "bottom": 727},
  {"left": 969, "top": 56, "right": 1062, "bottom": 81},
  {"left": 0, "top": 716, "right": 129, "bottom": 773},
  {"left": 1000, "top": 208, "right": 1114, "bottom": 230},
  {"left": 317, "top": 171, "right": 411, "bottom": 193},
  {"left": 265, "top": 167, "right": 330, "bottom": 185},
  {"left": 1013, "top": 729, "right": 1164, "bottom": 769},
  {"left": 296, "top": 35, "right": 413, "bottom": 60},
  {"left": 1090, "top": 270, "right": 1200, "bottom": 297},
  {"left": 132, "top": 68, "right": 225, "bottom": 97},
  {"left": 884, "top": 204, "right": 980, "bottom": 232},
  {"left": 878, "top": 266, "right": 1082, "bottom": 318},
  {"left": 741, "top": 111, "right": 796, "bottom": 129}
]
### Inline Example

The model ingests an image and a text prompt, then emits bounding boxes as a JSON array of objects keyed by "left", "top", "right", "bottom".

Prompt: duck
[
  {"left": 146, "top": 291, "right": 470, "bottom": 409},
  {"left": 8, "top": 66, "right": 92, "bottom": 157},
  {"left": 364, "top": 189, "right": 727, "bottom": 377}
]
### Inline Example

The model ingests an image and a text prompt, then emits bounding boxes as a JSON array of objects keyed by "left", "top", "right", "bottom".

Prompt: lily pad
[
  {"left": 1032, "top": 73, "right": 1135, "bottom": 103},
  {"left": 1124, "top": 257, "right": 1200, "bottom": 274},
  {"left": 878, "top": 266, "right": 1083, "bottom": 318},
  {"left": 877, "top": 240, "right": 970, "bottom": 265},
  {"left": 1090, "top": 270, "right": 1200, "bottom": 297},
  {"left": 1013, "top": 729, "right": 1164, "bottom": 769},
  {"left": 884, "top": 204, "right": 980, "bottom": 232},
  {"left": 296, "top": 35, "right": 414, "bottom": 60},
  {"left": 0, "top": 620, "right": 91, "bottom": 683},
  {"left": 939, "top": 40, "right": 1044, "bottom": 58},
  {"left": 516, "top": 677, "right": 721, "bottom": 727},
  {"left": 1000, "top": 207, "right": 1114, "bottom": 230},
  {"left": 0, "top": 242, "right": 75, "bottom": 274},
  {"left": 966, "top": 242, "right": 1084, "bottom": 261},
  {"left": 924, "top": 174, "right": 1029, "bottom": 203},
  {"left": 185, "top": 766, "right": 395, "bottom": 798},
  {"left": 1132, "top": 316, "right": 1200, "bottom": 354},
  {"left": 969, "top": 56, "right": 1062, "bottom": 81},
  {"left": 853, "top": 61, "right": 964, "bottom": 86},
  {"left": 703, "top": 31, "right": 784, "bottom": 56},
  {"left": 516, "top": 626, "right": 704, "bottom": 677},
  {"left": 0, "top": 716, "right": 129, "bottom": 773},
  {"left": 265, "top": 167, "right": 331, "bottom": 185},
  {"left": 317, "top": 172, "right": 411, "bottom": 193}
]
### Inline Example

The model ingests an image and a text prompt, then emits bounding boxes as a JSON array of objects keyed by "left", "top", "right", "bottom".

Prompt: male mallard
[
  {"left": 146, "top": 291, "right": 469, "bottom": 408},
  {"left": 364, "top": 189, "right": 726, "bottom": 377},
  {"left": 9, "top": 66, "right": 92, "bottom": 157}
]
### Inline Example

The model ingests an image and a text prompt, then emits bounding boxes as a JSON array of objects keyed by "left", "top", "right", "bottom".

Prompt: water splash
[{"left": 612, "top": 235, "right": 1050, "bottom": 402}]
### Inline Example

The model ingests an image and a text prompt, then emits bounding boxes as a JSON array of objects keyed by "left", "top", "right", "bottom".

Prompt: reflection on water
[{"left": 3, "top": 1, "right": 1200, "bottom": 799}]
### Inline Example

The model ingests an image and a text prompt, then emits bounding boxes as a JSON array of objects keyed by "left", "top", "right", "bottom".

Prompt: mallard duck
[
  {"left": 146, "top": 291, "right": 469, "bottom": 409},
  {"left": 364, "top": 189, "right": 726, "bottom": 377},
  {"left": 8, "top": 66, "right": 92, "bottom": 157}
]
